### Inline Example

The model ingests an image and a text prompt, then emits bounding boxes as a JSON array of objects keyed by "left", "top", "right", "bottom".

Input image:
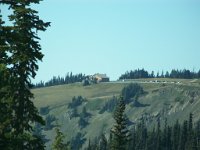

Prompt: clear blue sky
[{"left": 1, "top": 0, "right": 200, "bottom": 82}]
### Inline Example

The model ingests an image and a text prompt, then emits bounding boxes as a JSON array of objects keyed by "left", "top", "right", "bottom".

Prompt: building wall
[{"left": 101, "top": 78, "right": 109, "bottom": 82}]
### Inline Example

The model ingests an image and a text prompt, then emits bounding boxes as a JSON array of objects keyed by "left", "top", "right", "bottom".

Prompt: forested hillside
[
  {"left": 1, "top": 0, "right": 199, "bottom": 149},
  {"left": 32, "top": 79, "right": 200, "bottom": 149}
]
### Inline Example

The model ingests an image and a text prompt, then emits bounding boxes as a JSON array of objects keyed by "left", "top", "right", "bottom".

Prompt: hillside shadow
[{"left": 131, "top": 99, "right": 150, "bottom": 107}]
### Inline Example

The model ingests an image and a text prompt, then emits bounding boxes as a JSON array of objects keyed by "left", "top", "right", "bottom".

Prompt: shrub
[
  {"left": 40, "top": 106, "right": 49, "bottom": 115},
  {"left": 121, "top": 83, "right": 144, "bottom": 104}
]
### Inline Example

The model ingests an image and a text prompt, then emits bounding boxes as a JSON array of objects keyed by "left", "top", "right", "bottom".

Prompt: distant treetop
[{"left": 119, "top": 68, "right": 200, "bottom": 80}]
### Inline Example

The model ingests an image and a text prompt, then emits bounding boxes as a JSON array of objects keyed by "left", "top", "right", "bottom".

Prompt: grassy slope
[
  {"left": 33, "top": 82, "right": 126, "bottom": 108},
  {"left": 32, "top": 79, "right": 200, "bottom": 149}
]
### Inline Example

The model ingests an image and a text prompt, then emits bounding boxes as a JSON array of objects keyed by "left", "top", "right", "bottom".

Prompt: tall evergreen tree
[
  {"left": 179, "top": 120, "right": 188, "bottom": 150},
  {"left": 99, "top": 133, "right": 108, "bottom": 150},
  {"left": 52, "top": 128, "right": 69, "bottom": 150},
  {"left": 147, "top": 127, "right": 156, "bottom": 150},
  {"left": 134, "top": 117, "right": 148, "bottom": 150},
  {"left": 0, "top": 0, "right": 50, "bottom": 149},
  {"left": 166, "top": 126, "right": 172, "bottom": 150},
  {"left": 195, "top": 120, "right": 200, "bottom": 150},
  {"left": 156, "top": 118, "right": 162, "bottom": 150},
  {"left": 186, "top": 113, "right": 195, "bottom": 150},
  {"left": 0, "top": 62, "right": 13, "bottom": 149},
  {"left": 110, "top": 96, "right": 131, "bottom": 150},
  {"left": 162, "top": 118, "right": 168, "bottom": 150},
  {"left": 172, "top": 120, "right": 180, "bottom": 150},
  {"left": 0, "top": 9, "right": 14, "bottom": 149}
]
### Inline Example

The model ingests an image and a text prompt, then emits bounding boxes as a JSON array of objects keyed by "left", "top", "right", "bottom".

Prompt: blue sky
[{"left": 1, "top": 0, "right": 200, "bottom": 82}]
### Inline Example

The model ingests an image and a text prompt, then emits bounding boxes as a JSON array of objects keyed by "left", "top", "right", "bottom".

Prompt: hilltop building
[
  {"left": 93, "top": 73, "right": 110, "bottom": 83},
  {"left": 83, "top": 73, "right": 110, "bottom": 85}
]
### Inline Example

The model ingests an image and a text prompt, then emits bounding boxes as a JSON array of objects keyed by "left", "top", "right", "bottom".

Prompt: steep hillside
[{"left": 32, "top": 79, "right": 200, "bottom": 149}]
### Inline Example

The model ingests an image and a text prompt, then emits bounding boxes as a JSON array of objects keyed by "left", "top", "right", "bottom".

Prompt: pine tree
[
  {"left": 172, "top": 120, "right": 180, "bottom": 150},
  {"left": 179, "top": 120, "right": 188, "bottom": 150},
  {"left": 70, "top": 132, "right": 86, "bottom": 150},
  {"left": 195, "top": 120, "right": 200, "bottom": 150},
  {"left": 165, "top": 71, "right": 170, "bottom": 78},
  {"left": 110, "top": 96, "right": 131, "bottom": 150},
  {"left": 129, "top": 128, "right": 136, "bottom": 150},
  {"left": 52, "top": 128, "right": 69, "bottom": 150},
  {"left": 188, "top": 113, "right": 193, "bottom": 136},
  {"left": 166, "top": 126, "right": 172, "bottom": 150},
  {"left": 87, "top": 139, "right": 92, "bottom": 150},
  {"left": 156, "top": 118, "right": 162, "bottom": 150},
  {"left": 135, "top": 117, "right": 147, "bottom": 150},
  {"left": 99, "top": 133, "right": 107, "bottom": 150},
  {"left": 0, "top": 0, "right": 50, "bottom": 149},
  {"left": 0, "top": 62, "right": 13, "bottom": 149},
  {"left": 0, "top": 10, "right": 14, "bottom": 149},
  {"left": 147, "top": 127, "right": 156, "bottom": 150},
  {"left": 186, "top": 113, "right": 195, "bottom": 150},
  {"left": 162, "top": 118, "right": 168, "bottom": 149}
]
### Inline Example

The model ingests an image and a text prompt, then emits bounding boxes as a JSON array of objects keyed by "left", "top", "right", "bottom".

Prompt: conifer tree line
[
  {"left": 85, "top": 114, "right": 200, "bottom": 150},
  {"left": 34, "top": 68, "right": 200, "bottom": 88},
  {"left": 119, "top": 68, "right": 200, "bottom": 80},
  {"left": 86, "top": 97, "right": 200, "bottom": 150},
  {"left": 33, "top": 72, "right": 85, "bottom": 88},
  {"left": 52, "top": 96, "right": 200, "bottom": 150},
  {"left": 0, "top": 0, "right": 50, "bottom": 149}
]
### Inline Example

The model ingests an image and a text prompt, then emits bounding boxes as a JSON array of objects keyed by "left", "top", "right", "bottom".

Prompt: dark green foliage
[
  {"left": 78, "top": 117, "right": 89, "bottom": 129},
  {"left": 121, "top": 83, "right": 144, "bottom": 104},
  {"left": 68, "top": 96, "right": 86, "bottom": 109},
  {"left": 44, "top": 115, "right": 56, "bottom": 130},
  {"left": 83, "top": 79, "right": 90, "bottom": 86},
  {"left": 99, "top": 96, "right": 118, "bottom": 114},
  {"left": 34, "top": 81, "right": 45, "bottom": 88},
  {"left": 134, "top": 118, "right": 148, "bottom": 150},
  {"left": 166, "top": 126, "right": 172, "bottom": 150},
  {"left": 34, "top": 72, "right": 85, "bottom": 88},
  {"left": 188, "top": 113, "right": 193, "bottom": 135},
  {"left": 52, "top": 128, "right": 70, "bottom": 150},
  {"left": 86, "top": 137, "right": 99, "bottom": 150},
  {"left": 165, "top": 71, "right": 170, "bottom": 78},
  {"left": 0, "top": 65, "right": 13, "bottom": 149},
  {"left": 147, "top": 127, "right": 157, "bottom": 150},
  {"left": 172, "top": 120, "right": 181, "bottom": 150},
  {"left": 85, "top": 134, "right": 108, "bottom": 150},
  {"left": 119, "top": 68, "right": 200, "bottom": 79},
  {"left": 0, "top": 11, "right": 14, "bottom": 150},
  {"left": 80, "top": 107, "right": 91, "bottom": 118},
  {"left": 198, "top": 70, "right": 200, "bottom": 78},
  {"left": 0, "top": 0, "right": 50, "bottom": 149},
  {"left": 195, "top": 120, "right": 200, "bottom": 149},
  {"left": 99, "top": 134, "right": 108, "bottom": 150},
  {"left": 78, "top": 107, "right": 91, "bottom": 129},
  {"left": 69, "top": 107, "right": 79, "bottom": 119},
  {"left": 33, "top": 122, "right": 48, "bottom": 143},
  {"left": 156, "top": 119, "right": 162, "bottom": 150},
  {"left": 130, "top": 114, "right": 199, "bottom": 150},
  {"left": 179, "top": 120, "right": 188, "bottom": 150},
  {"left": 110, "top": 96, "right": 131, "bottom": 150},
  {"left": 84, "top": 113, "right": 200, "bottom": 150},
  {"left": 70, "top": 132, "right": 86, "bottom": 150},
  {"left": 40, "top": 106, "right": 50, "bottom": 116},
  {"left": 68, "top": 96, "right": 87, "bottom": 120},
  {"left": 86, "top": 139, "right": 92, "bottom": 150},
  {"left": 170, "top": 69, "right": 193, "bottom": 79},
  {"left": 162, "top": 119, "right": 170, "bottom": 150},
  {"left": 119, "top": 68, "right": 149, "bottom": 79}
]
